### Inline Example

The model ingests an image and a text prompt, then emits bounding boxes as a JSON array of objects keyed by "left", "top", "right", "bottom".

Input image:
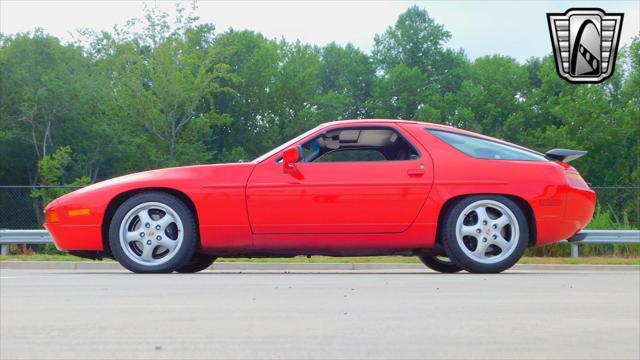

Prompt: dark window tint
[
  {"left": 300, "top": 127, "right": 419, "bottom": 162},
  {"left": 429, "top": 130, "right": 547, "bottom": 161},
  {"left": 316, "top": 149, "right": 386, "bottom": 162}
]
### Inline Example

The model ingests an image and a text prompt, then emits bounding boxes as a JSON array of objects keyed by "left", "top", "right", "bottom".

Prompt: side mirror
[{"left": 282, "top": 146, "right": 301, "bottom": 173}]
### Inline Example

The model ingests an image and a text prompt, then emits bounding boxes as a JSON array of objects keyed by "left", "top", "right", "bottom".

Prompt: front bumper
[{"left": 44, "top": 223, "right": 103, "bottom": 251}]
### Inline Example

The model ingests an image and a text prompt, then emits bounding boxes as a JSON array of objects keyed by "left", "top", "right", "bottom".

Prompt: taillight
[{"left": 566, "top": 171, "right": 589, "bottom": 189}]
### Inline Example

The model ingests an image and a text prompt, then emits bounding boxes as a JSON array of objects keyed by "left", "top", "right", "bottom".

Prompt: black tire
[
  {"left": 108, "top": 192, "right": 198, "bottom": 273},
  {"left": 441, "top": 195, "right": 529, "bottom": 274},
  {"left": 418, "top": 255, "right": 462, "bottom": 273},
  {"left": 176, "top": 254, "right": 217, "bottom": 273}
]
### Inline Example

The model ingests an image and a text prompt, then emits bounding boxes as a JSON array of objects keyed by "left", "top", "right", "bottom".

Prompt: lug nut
[
  {"left": 476, "top": 228, "right": 481, "bottom": 234},
  {"left": 482, "top": 220, "right": 488, "bottom": 225},
  {"left": 145, "top": 223, "right": 150, "bottom": 228},
  {"left": 156, "top": 235, "right": 162, "bottom": 241},
  {"left": 155, "top": 225, "right": 161, "bottom": 230},
  {"left": 492, "top": 224, "right": 498, "bottom": 229},
  {"left": 146, "top": 240, "right": 152, "bottom": 245},
  {"left": 492, "top": 234, "right": 497, "bottom": 240},
  {"left": 139, "top": 232, "right": 145, "bottom": 238},
  {"left": 482, "top": 237, "right": 488, "bottom": 242}
]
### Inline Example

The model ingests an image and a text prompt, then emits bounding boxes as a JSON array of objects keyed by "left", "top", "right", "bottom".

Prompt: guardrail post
[
  {"left": 570, "top": 244, "right": 579, "bottom": 258},
  {"left": 1, "top": 244, "right": 8, "bottom": 256}
]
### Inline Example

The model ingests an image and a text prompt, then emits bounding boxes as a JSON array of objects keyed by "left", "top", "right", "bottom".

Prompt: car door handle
[{"left": 407, "top": 169, "right": 425, "bottom": 177}]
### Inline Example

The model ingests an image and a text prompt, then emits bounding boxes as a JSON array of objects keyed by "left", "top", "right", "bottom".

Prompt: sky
[{"left": 1, "top": 0, "right": 638, "bottom": 63}]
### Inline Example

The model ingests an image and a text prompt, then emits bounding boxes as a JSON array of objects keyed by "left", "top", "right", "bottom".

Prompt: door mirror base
[{"left": 283, "top": 146, "right": 301, "bottom": 174}]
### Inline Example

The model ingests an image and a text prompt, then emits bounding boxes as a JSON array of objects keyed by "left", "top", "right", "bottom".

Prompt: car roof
[
  {"left": 321, "top": 119, "right": 546, "bottom": 156},
  {"left": 320, "top": 119, "right": 462, "bottom": 132},
  {"left": 321, "top": 119, "right": 414, "bottom": 126}
]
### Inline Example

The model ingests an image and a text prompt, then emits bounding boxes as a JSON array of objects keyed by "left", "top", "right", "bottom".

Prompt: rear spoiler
[{"left": 545, "top": 149, "right": 587, "bottom": 162}]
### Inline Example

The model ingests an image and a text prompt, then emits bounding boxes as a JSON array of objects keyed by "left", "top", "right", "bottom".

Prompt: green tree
[
  {"left": 208, "top": 29, "right": 279, "bottom": 159},
  {"left": 368, "top": 64, "right": 430, "bottom": 119},
  {"left": 373, "top": 5, "right": 450, "bottom": 75},
  {"left": 268, "top": 41, "right": 323, "bottom": 143},
  {"left": 320, "top": 42, "right": 375, "bottom": 119},
  {"left": 451, "top": 55, "right": 529, "bottom": 138},
  {"left": 30, "top": 146, "right": 91, "bottom": 205},
  {"left": 372, "top": 6, "right": 468, "bottom": 94},
  {"left": 0, "top": 30, "right": 108, "bottom": 185},
  {"left": 93, "top": 4, "right": 236, "bottom": 168}
]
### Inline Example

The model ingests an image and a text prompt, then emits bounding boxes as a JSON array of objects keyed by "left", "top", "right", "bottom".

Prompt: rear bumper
[
  {"left": 565, "top": 187, "right": 597, "bottom": 226},
  {"left": 44, "top": 223, "right": 103, "bottom": 251},
  {"left": 536, "top": 187, "right": 596, "bottom": 245}
]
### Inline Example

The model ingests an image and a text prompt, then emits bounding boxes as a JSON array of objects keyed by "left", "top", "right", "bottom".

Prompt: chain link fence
[
  {"left": 1, "top": 185, "right": 638, "bottom": 230},
  {"left": 0, "top": 186, "right": 83, "bottom": 230}
]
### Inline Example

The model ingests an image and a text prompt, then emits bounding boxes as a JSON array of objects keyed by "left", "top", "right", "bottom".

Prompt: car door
[{"left": 246, "top": 124, "right": 433, "bottom": 234}]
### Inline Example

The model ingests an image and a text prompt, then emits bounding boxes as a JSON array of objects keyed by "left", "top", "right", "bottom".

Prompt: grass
[
  {"left": 0, "top": 254, "right": 95, "bottom": 262},
  {"left": 1, "top": 254, "right": 638, "bottom": 265}
]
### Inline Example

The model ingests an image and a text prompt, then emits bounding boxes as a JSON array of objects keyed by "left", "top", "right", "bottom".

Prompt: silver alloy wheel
[
  {"left": 455, "top": 200, "right": 520, "bottom": 264},
  {"left": 118, "top": 202, "right": 184, "bottom": 266}
]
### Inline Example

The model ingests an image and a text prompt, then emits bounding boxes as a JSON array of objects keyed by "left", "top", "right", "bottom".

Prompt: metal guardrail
[
  {"left": 565, "top": 230, "right": 640, "bottom": 243},
  {"left": 562, "top": 230, "right": 640, "bottom": 257},
  {"left": 0, "top": 230, "right": 53, "bottom": 244},
  {"left": 0, "top": 230, "right": 54, "bottom": 255},
  {"left": 1, "top": 229, "right": 639, "bottom": 258}
]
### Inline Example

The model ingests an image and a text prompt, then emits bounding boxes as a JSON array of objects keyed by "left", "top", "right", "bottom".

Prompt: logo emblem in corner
[{"left": 547, "top": 8, "right": 624, "bottom": 83}]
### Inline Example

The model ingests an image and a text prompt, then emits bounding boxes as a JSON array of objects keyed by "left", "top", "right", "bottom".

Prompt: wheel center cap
[{"left": 149, "top": 231, "right": 155, "bottom": 237}]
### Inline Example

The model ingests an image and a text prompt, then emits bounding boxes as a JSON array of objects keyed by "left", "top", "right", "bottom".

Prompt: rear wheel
[
  {"left": 418, "top": 255, "right": 462, "bottom": 273},
  {"left": 108, "top": 192, "right": 197, "bottom": 273},
  {"left": 176, "top": 254, "right": 217, "bottom": 273},
  {"left": 441, "top": 195, "right": 529, "bottom": 274}
]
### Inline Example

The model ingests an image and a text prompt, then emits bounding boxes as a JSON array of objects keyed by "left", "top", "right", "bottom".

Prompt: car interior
[{"left": 298, "top": 127, "right": 419, "bottom": 162}]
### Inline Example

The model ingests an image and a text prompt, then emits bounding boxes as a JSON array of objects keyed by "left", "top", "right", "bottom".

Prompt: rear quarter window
[{"left": 428, "top": 129, "right": 547, "bottom": 161}]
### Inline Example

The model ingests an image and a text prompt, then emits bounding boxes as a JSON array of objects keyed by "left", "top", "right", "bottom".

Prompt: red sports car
[{"left": 44, "top": 120, "right": 596, "bottom": 273}]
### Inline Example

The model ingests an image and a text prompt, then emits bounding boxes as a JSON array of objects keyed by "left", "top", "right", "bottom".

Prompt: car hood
[{"left": 51, "top": 162, "right": 256, "bottom": 206}]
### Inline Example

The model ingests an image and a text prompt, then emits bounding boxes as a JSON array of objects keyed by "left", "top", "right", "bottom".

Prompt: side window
[
  {"left": 300, "top": 127, "right": 419, "bottom": 163},
  {"left": 316, "top": 149, "right": 386, "bottom": 162},
  {"left": 429, "top": 130, "right": 548, "bottom": 161}
]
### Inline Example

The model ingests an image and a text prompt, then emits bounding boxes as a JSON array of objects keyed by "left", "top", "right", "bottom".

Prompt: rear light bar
[{"left": 565, "top": 171, "right": 589, "bottom": 189}]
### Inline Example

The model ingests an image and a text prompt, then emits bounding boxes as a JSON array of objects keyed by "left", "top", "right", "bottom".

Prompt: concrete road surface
[{"left": 1, "top": 268, "right": 639, "bottom": 359}]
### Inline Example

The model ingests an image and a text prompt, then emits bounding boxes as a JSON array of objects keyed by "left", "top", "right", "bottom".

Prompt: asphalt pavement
[{"left": 1, "top": 267, "right": 639, "bottom": 360}]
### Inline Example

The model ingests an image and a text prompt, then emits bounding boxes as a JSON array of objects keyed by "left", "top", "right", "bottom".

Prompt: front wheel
[
  {"left": 441, "top": 195, "right": 529, "bottom": 274},
  {"left": 418, "top": 255, "right": 462, "bottom": 273},
  {"left": 176, "top": 254, "right": 217, "bottom": 273},
  {"left": 108, "top": 192, "right": 198, "bottom": 273}
]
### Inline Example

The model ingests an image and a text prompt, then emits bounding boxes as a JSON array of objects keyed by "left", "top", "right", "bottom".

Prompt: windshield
[{"left": 252, "top": 125, "right": 323, "bottom": 163}]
